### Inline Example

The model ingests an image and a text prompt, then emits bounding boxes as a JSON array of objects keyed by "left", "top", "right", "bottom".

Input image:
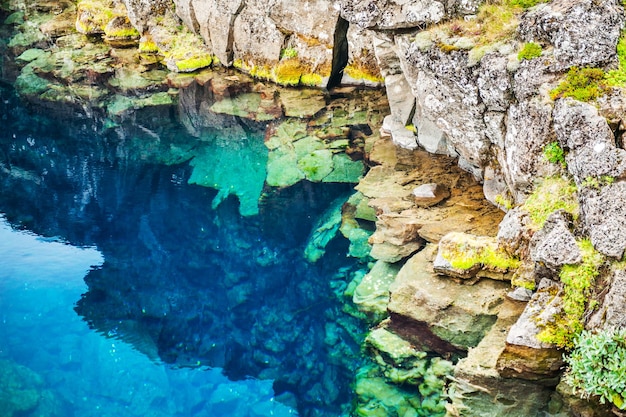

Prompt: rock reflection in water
[{"left": 0, "top": 84, "right": 367, "bottom": 417}]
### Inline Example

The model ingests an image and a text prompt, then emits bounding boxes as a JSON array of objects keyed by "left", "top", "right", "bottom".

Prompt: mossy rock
[
  {"left": 266, "top": 148, "right": 305, "bottom": 187},
  {"left": 298, "top": 149, "right": 334, "bottom": 182},
  {"left": 354, "top": 263, "right": 401, "bottom": 321},
  {"left": 323, "top": 153, "right": 364, "bottom": 183}
]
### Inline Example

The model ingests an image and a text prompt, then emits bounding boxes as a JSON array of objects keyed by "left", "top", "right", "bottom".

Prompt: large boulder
[
  {"left": 518, "top": 0, "right": 624, "bottom": 70},
  {"left": 579, "top": 183, "right": 626, "bottom": 259},
  {"left": 387, "top": 245, "right": 509, "bottom": 354}
]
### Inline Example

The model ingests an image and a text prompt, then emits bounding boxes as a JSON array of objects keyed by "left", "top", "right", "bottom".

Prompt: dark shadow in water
[{"left": 0, "top": 85, "right": 366, "bottom": 417}]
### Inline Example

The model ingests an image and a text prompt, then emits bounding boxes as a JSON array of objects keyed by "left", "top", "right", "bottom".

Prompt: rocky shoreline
[{"left": 3, "top": 0, "right": 626, "bottom": 416}]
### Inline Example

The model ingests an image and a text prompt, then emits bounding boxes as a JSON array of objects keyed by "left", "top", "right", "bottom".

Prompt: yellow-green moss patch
[{"left": 522, "top": 176, "right": 578, "bottom": 230}]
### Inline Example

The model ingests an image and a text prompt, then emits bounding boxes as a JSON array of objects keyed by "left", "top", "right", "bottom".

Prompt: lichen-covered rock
[
  {"left": 518, "top": 0, "right": 624, "bottom": 70},
  {"left": 553, "top": 98, "right": 626, "bottom": 184},
  {"left": 506, "top": 279, "right": 561, "bottom": 351},
  {"left": 579, "top": 183, "right": 626, "bottom": 259},
  {"left": 340, "top": 0, "right": 476, "bottom": 30},
  {"left": 503, "top": 98, "right": 558, "bottom": 197},
  {"left": 477, "top": 52, "right": 513, "bottom": 112},
  {"left": 122, "top": 0, "right": 170, "bottom": 33},
  {"left": 529, "top": 211, "right": 581, "bottom": 272},
  {"left": 404, "top": 45, "right": 489, "bottom": 169},
  {"left": 588, "top": 267, "right": 626, "bottom": 330}
]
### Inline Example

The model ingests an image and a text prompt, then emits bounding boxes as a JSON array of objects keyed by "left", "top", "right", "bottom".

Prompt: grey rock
[
  {"left": 232, "top": 0, "right": 285, "bottom": 64},
  {"left": 529, "top": 211, "right": 581, "bottom": 271},
  {"left": 340, "top": 0, "right": 447, "bottom": 29},
  {"left": 588, "top": 268, "right": 626, "bottom": 330},
  {"left": 518, "top": 0, "right": 624, "bottom": 70},
  {"left": 477, "top": 52, "right": 513, "bottom": 112},
  {"left": 483, "top": 161, "right": 510, "bottom": 210},
  {"left": 512, "top": 58, "right": 559, "bottom": 102},
  {"left": 497, "top": 208, "right": 532, "bottom": 258},
  {"left": 123, "top": 0, "right": 170, "bottom": 32},
  {"left": 382, "top": 115, "right": 418, "bottom": 150},
  {"left": 580, "top": 183, "right": 626, "bottom": 259},
  {"left": 504, "top": 99, "right": 558, "bottom": 194},
  {"left": 404, "top": 45, "right": 489, "bottom": 167},
  {"left": 507, "top": 287, "right": 533, "bottom": 302},
  {"left": 553, "top": 98, "right": 626, "bottom": 183},
  {"left": 507, "top": 278, "right": 561, "bottom": 349},
  {"left": 553, "top": 98, "right": 615, "bottom": 151},
  {"left": 484, "top": 111, "right": 506, "bottom": 147}
]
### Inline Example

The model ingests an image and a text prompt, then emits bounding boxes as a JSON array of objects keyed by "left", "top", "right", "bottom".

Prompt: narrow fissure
[{"left": 326, "top": 16, "right": 349, "bottom": 90}]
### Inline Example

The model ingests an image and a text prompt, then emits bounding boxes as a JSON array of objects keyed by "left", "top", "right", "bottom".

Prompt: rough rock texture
[
  {"left": 387, "top": 245, "right": 509, "bottom": 353},
  {"left": 588, "top": 268, "right": 626, "bottom": 330},
  {"left": 579, "top": 183, "right": 626, "bottom": 259},
  {"left": 518, "top": 0, "right": 624, "bottom": 70},
  {"left": 529, "top": 211, "right": 581, "bottom": 272}
]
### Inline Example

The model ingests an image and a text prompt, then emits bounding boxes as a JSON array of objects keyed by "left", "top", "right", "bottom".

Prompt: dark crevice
[
  {"left": 225, "top": 1, "right": 246, "bottom": 65},
  {"left": 326, "top": 16, "right": 350, "bottom": 90}
]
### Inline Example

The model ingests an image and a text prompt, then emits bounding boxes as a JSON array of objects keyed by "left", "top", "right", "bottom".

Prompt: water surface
[{"left": 0, "top": 84, "right": 366, "bottom": 417}]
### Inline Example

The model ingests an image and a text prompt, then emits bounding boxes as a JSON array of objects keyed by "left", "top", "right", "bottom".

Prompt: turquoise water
[{"left": 0, "top": 85, "right": 366, "bottom": 416}]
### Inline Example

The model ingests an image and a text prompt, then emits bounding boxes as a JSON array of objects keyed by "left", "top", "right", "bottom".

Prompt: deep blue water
[{"left": 0, "top": 85, "right": 367, "bottom": 417}]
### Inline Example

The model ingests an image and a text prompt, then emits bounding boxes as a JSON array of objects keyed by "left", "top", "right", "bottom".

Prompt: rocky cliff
[{"left": 3, "top": 0, "right": 626, "bottom": 415}]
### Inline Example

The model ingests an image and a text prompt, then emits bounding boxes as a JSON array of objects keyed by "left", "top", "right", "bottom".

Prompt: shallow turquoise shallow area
[{"left": 0, "top": 85, "right": 366, "bottom": 417}]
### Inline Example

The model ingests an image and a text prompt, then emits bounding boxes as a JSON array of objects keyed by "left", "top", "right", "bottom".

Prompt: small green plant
[
  {"left": 581, "top": 175, "right": 616, "bottom": 189},
  {"left": 518, "top": 42, "right": 542, "bottom": 60},
  {"left": 538, "top": 239, "right": 604, "bottom": 348},
  {"left": 543, "top": 141, "right": 566, "bottom": 167},
  {"left": 605, "top": 30, "right": 626, "bottom": 87},
  {"left": 280, "top": 47, "right": 298, "bottom": 59},
  {"left": 494, "top": 194, "right": 514, "bottom": 210},
  {"left": 550, "top": 67, "right": 608, "bottom": 102},
  {"left": 565, "top": 328, "right": 626, "bottom": 409},
  {"left": 506, "top": 0, "right": 546, "bottom": 8},
  {"left": 522, "top": 176, "right": 578, "bottom": 229}
]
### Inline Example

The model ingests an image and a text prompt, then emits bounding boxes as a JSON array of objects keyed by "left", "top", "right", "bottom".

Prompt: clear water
[{"left": 0, "top": 85, "right": 366, "bottom": 417}]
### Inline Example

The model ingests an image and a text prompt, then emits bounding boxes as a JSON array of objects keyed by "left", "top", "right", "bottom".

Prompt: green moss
[
  {"left": 440, "top": 233, "right": 520, "bottom": 271},
  {"left": 518, "top": 42, "right": 542, "bottom": 60},
  {"left": 104, "top": 26, "right": 140, "bottom": 39},
  {"left": 300, "top": 73, "right": 323, "bottom": 87},
  {"left": 538, "top": 239, "right": 604, "bottom": 349},
  {"left": 494, "top": 194, "right": 514, "bottom": 210},
  {"left": 522, "top": 176, "right": 578, "bottom": 229},
  {"left": 272, "top": 58, "right": 306, "bottom": 86},
  {"left": 280, "top": 47, "right": 298, "bottom": 59},
  {"left": 139, "top": 39, "right": 159, "bottom": 53},
  {"left": 605, "top": 30, "right": 626, "bottom": 87},
  {"left": 344, "top": 63, "right": 384, "bottom": 84},
  {"left": 506, "top": 0, "right": 546, "bottom": 8},
  {"left": 174, "top": 54, "right": 213, "bottom": 72},
  {"left": 550, "top": 67, "right": 608, "bottom": 102}
]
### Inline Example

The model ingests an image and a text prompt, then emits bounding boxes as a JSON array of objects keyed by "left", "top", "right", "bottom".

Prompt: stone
[
  {"left": 477, "top": 52, "right": 513, "bottom": 112},
  {"left": 580, "top": 183, "right": 626, "bottom": 259},
  {"left": 553, "top": 98, "right": 626, "bottom": 184},
  {"left": 387, "top": 245, "right": 509, "bottom": 353},
  {"left": 404, "top": 45, "right": 489, "bottom": 168},
  {"left": 507, "top": 279, "right": 561, "bottom": 350},
  {"left": 353, "top": 261, "right": 402, "bottom": 321},
  {"left": 447, "top": 298, "right": 554, "bottom": 417},
  {"left": 496, "top": 208, "right": 532, "bottom": 257},
  {"left": 434, "top": 232, "right": 519, "bottom": 281},
  {"left": 304, "top": 196, "right": 345, "bottom": 262},
  {"left": 507, "top": 287, "right": 533, "bottom": 302},
  {"left": 529, "top": 211, "right": 582, "bottom": 272},
  {"left": 279, "top": 88, "right": 327, "bottom": 118},
  {"left": 518, "top": 0, "right": 624, "bottom": 71},
  {"left": 411, "top": 183, "right": 449, "bottom": 207},
  {"left": 588, "top": 268, "right": 626, "bottom": 330},
  {"left": 381, "top": 115, "right": 418, "bottom": 150},
  {"left": 503, "top": 98, "right": 558, "bottom": 195}
]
